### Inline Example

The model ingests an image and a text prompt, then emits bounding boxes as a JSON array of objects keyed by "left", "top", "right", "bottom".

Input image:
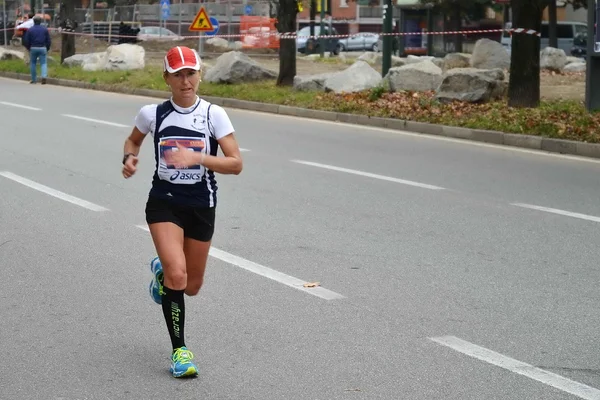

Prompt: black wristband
[{"left": 122, "top": 153, "right": 135, "bottom": 165}]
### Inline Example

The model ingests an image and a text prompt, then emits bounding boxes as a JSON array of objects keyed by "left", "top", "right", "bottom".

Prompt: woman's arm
[
  {"left": 124, "top": 126, "right": 146, "bottom": 157},
  {"left": 202, "top": 133, "right": 243, "bottom": 175},
  {"left": 170, "top": 133, "right": 243, "bottom": 175},
  {"left": 122, "top": 127, "right": 147, "bottom": 179}
]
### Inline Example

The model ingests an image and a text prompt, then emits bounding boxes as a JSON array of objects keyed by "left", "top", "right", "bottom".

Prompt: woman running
[{"left": 121, "top": 45, "right": 243, "bottom": 378}]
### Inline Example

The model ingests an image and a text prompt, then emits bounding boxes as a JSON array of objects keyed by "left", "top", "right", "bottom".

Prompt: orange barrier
[{"left": 239, "top": 16, "right": 279, "bottom": 49}]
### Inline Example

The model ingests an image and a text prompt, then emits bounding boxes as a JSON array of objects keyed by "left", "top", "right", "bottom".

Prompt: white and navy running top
[{"left": 134, "top": 96, "right": 234, "bottom": 208}]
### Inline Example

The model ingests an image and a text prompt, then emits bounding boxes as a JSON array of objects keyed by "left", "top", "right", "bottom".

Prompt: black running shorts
[{"left": 145, "top": 196, "right": 216, "bottom": 242}]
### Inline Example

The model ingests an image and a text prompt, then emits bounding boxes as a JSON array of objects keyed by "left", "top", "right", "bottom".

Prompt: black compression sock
[{"left": 161, "top": 286, "right": 186, "bottom": 350}]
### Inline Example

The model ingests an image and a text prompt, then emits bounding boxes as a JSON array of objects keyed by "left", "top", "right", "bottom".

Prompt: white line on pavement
[
  {"left": 240, "top": 148, "right": 251, "bottom": 152},
  {"left": 62, "top": 114, "right": 129, "bottom": 128},
  {"left": 512, "top": 203, "right": 600, "bottom": 223},
  {"left": 430, "top": 336, "right": 600, "bottom": 400},
  {"left": 292, "top": 160, "right": 445, "bottom": 190},
  {"left": 0, "top": 101, "right": 41, "bottom": 111},
  {"left": 0, "top": 171, "right": 109, "bottom": 212},
  {"left": 135, "top": 224, "right": 345, "bottom": 300}
]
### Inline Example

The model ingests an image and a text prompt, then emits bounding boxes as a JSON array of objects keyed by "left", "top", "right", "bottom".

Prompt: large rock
[
  {"left": 105, "top": 44, "right": 145, "bottom": 70},
  {"left": 323, "top": 60, "right": 382, "bottom": 93},
  {"left": 0, "top": 48, "right": 25, "bottom": 61},
  {"left": 204, "top": 51, "right": 277, "bottom": 83},
  {"left": 435, "top": 68, "right": 507, "bottom": 103},
  {"left": 470, "top": 38, "right": 510, "bottom": 70},
  {"left": 357, "top": 51, "right": 380, "bottom": 64},
  {"left": 383, "top": 60, "right": 442, "bottom": 92},
  {"left": 540, "top": 47, "right": 567, "bottom": 72},
  {"left": 563, "top": 62, "right": 586, "bottom": 73},
  {"left": 207, "top": 37, "right": 229, "bottom": 49},
  {"left": 63, "top": 52, "right": 107, "bottom": 70},
  {"left": 566, "top": 56, "right": 585, "bottom": 65},
  {"left": 293, "top": 72, "right": 335, "bottom": 91},
  {"left": 63, "top": 44, "right": 145, "bottom": 71},
  {"left": 443, "top": 53, "right": 471, "bottom": 71}
]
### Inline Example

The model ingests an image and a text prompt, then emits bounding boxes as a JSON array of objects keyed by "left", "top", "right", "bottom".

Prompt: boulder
[
  {"left": 383, "top": 60, "right": 442, "bottom": 92},
  {"left": 563, "top": 62, "right": 586, "bottom": 73},
  {"left": 105, "top": 44, "right": 145, "bottom": 70},
  {"left": 442, "top": 53, "right": 471, "bottom": 71},
  {"left": 540, "top": 47, "right": 567, "bottom": 72},
  {"left": 293, "top": 72, "right": 335, "bottom": 91},
  {"left": 207, "top": 37, "right": 229, "bottom": 49},
  {"left": 435, "top": 68, "right": 507, "bottom": 103},
  {"left": 204, "top": 51, "right": 277, "bottom": 83},
  {"left": 470, "top": 38, "right": 510, "bottom": 70},
  {"left": 323, "top": 60, "right": 382, "bottom": 93},
  {"left": 0, "top": 48, "right": 25, "bottom": 61}
]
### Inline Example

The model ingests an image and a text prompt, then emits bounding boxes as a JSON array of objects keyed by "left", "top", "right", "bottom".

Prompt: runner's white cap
[{"left": 164, "top": 46, "right": 201, "bottom": 73}]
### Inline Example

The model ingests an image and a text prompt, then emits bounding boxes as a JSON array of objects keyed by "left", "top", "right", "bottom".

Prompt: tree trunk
[
  {"left": 548, "top": 0, "right": 557, "bottom": 48},
  {"left": 508, "top": 0, "right": 543, "bottom": 108},
  {"left": 60, "top": 0, "right": 76, "bottom": 63},
  {"left": 275, "top": 0, "right": 297, "bottom": 86},
  {"left": 453, "top": 7, "right": 463, "bottom": 54}
]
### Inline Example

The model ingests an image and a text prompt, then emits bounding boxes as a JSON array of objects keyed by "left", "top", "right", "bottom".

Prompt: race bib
[{"left": 157, "top": 136, "right": 206, "bottom": 184}]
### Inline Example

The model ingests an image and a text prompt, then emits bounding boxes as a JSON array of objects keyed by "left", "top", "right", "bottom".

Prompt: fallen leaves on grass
[{"left": 313, "top": 89, "right": 600, "bottom": 143}]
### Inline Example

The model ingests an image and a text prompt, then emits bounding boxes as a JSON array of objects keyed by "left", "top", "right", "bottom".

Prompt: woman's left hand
[{"left": 166, "top": 142, "right": 205, "bottom": 169}]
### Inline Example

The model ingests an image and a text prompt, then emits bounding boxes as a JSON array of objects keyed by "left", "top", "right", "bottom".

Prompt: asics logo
[{"left": 170, "top": 171, "right": 202, "bottom": 181}]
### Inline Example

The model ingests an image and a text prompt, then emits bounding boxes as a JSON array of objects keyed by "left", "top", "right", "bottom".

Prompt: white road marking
[
  {"left": 240, "top": 148, "right": 250, "bottom": 152},
  {"left": 0, "top": 101, "right": 41, "bottom": 111},
  {"left": 430, "top": 336, "right": 600, "bottom": 400},
  {"left": 512, "top": 203, "right": 600, "bottom": 223},
  {"left": 0, "top": 171, "right": 109, "bottom": 212},
  {"left": 135, "top": 224, "right": 345, "bottom": 300},
  {"left": 231, "top": 109, "right": 600, "bottom": 165},
  {"left": 292, "top": 160, "right": 445, "bottom": 190},
  {"left": 62, "top": 114, "right": 129, "bottom": 128}
]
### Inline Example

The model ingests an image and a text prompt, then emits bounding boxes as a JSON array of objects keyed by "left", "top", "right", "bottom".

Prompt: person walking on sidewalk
[
  {"left": 23, "top": 16, "right": 51, "bottom": 84},
  {"left": 121, "top": 46, "right": 243, "bottom": 378}
]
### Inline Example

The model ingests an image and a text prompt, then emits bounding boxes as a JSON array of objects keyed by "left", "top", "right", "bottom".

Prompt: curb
[{"left": 3, "top": 71, "right": 600, "bottom": 160}]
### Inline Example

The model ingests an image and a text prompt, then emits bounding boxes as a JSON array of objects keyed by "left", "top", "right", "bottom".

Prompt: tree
[
  {"left": 59, "top": 0, "right": 76, "bottom": 63},
  {"left": 507, "top": 0, "right": 546, "bottom": 108},
  {"left": 273, "top": 0, "right": 300, "bottom": 86}
]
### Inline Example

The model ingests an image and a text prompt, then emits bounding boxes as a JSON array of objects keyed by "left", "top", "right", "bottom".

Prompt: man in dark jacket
[{"left": 23, "top": 16, "right": 51, "bottom": 84}]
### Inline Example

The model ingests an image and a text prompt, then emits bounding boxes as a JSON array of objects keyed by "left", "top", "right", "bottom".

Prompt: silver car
[{"left": 338, "top": 32, "right": 379, "bottom": 52}]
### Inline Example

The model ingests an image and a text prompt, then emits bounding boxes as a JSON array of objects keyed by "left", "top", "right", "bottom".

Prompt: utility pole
[{"left": 381, "top": 0, "right": 392, "bottom": 76}]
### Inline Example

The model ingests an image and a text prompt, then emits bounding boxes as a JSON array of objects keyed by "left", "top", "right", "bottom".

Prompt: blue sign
[
  {"left": 205, "top": 16, "right": 220, "bottom": 36},
  {"left": 160, "top": 0, "right": 170, "bottom": 19},
  {"left": 244, "top": 5, "right": 253, "bottom": 15}
]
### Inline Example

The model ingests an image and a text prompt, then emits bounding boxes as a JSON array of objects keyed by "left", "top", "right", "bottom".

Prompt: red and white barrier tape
[{"left": 0, "top": 27, "right": 541, "bottom": 40}]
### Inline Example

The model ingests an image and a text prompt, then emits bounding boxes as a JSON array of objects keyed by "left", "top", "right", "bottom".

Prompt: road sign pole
[
  {"left": 189, "top": 4, "right": 213, "bottom": 55},
  {"left": 382, "top": 0, "right": 392, "bottom": 77}
]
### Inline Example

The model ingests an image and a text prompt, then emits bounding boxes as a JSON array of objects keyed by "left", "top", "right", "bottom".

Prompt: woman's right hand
[{"left": 122, "top": 155, "right": 138, "bottom": 179}]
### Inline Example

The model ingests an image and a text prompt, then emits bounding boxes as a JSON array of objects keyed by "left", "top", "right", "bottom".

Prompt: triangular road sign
[{"left": 189, "top": 7, "right": 214, "bottom": 32}]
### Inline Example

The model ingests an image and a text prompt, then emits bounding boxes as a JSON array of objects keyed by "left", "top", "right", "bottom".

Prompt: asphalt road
[{"left": 1, "top": 77, "right": 600, "bottom": 400}]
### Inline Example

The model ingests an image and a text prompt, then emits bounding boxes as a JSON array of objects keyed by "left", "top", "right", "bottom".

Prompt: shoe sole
[
  {"left": 149, "top": 257, "right": 163, "bottom": 304},
  {"left": 171, "top": 366, "right": 198, "bottom": 378}
]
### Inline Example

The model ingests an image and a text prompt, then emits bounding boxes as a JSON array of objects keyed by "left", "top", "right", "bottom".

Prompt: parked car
[
  {"left": 296, "top": 25, "right": 341, "bottom": 55},
  {"left": 137, "top": 26, "right": 183, "bottom": 41},
  {"left": 338, "top": 32, "right": 379, "bottom": 52}
]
